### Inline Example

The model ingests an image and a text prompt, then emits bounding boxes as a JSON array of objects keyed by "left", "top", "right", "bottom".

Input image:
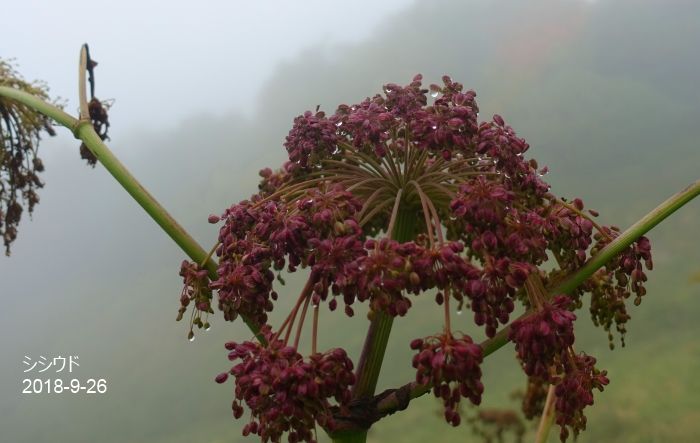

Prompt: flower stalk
[{"left": 0, "top": 71, "right": 266, "bottom": 340}]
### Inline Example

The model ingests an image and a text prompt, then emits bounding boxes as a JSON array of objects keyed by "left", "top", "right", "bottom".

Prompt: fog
[{"left": 2, "top": 1, "right": 699, "bottom": 442}]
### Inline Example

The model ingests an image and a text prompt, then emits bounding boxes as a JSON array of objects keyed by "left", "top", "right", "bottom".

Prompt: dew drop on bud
[
  {"left": 188, "top": 332, "right": 195, "bottom": 342},
  {"left": 430, "top": 90, "right": 439, "bottom": 98},
  {"left": 456, "top": 309, "right": 463, "bottom": 316},
  {"left": 204, "top": 322, "right": 211, "bottom": 332}
]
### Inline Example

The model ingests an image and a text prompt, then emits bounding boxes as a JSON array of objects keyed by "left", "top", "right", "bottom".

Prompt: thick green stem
[
  {"left": 351, "top": 312, "right": 395, "bottom": 401},
  {"left": 0, "top": 85, "right": 263, "bottom": 340},
  {"left": 333, "top": 207, "right": 416, "bottom": 443},
  {"left": 352, "top": 207, "right": 416, "bottom": 398},
  {"left": 330, "top": 430, "right": 371, "bottom": 443}
]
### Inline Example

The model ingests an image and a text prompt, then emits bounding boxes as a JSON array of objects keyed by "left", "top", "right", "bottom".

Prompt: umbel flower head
[{"left": 176, "top": 75, "right": 652, "bottom": 442}]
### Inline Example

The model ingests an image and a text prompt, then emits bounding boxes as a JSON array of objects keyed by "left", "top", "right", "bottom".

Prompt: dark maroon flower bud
[
  {"left": 215, "top": 372, "right": 228, "bottom": 383},
  {"left": 509, "top": 295, "right": 576, "bottom": 381},
  {"left": 411, "top": 333, "right": 483, "bottom": 426},
  {"left": 219, "top": 328, "right": 354, "bottom": 442},
  {"left": 554, "top": 352, "right": 609, "bottom": 441}
]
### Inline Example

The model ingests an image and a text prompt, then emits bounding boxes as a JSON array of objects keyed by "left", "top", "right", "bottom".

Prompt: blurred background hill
[{"left": 1, "top": 1, "right": 699, "bottom": 442}]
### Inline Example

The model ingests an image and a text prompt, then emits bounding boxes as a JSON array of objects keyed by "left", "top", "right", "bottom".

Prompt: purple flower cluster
[
  {"left": 341, "top": 239, "right": 482, "bottom": 317},
  {"left": 174, "top": 74, "right": 655, "bottom": 442},
  {"left": 411, "top": 333, "right": 484, "bottom": 426},
  {"left": 545, "top": 200, "right": 596, "bottom": 272},
  {"left": 258, "top": 166, "right": 292, "bottom": 196},
  {"left": 509, "top": 294, "right": 610, "bottom": 442},
  {"left": 586, "top": 227, "right": 653, "bottom": 346},
  {"left": 285, "top": 75, "right": 483, "bottom": 169},
  {"left": 284, "top": 110, "right": 341, "bottom": 172},
  {"left": 509, "top": 296, "right": 576, "bottom": 380},
  {"left": 177, "top": 260, "right": 213, "bottom": 338},
  {"left": 211, "top": 185, "right": 365, "bottom": 324},
  {"left": 521, "top": 376, "right": 548, "bottom": 420},
  {"left": 407, "top": 76, "right": 479, "bottom": 156},
  {"left": 554, "top": 353, "right": 609, "bottom": 442},
  {"left": 220, "top": 328, "right": 355, "bottom": 443}
]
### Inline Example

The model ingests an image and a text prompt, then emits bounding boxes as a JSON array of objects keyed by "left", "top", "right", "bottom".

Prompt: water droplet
[
  {"left": 430, "top": 90, "right": 439, "bottom": 98},
  {"left": 313, "top": 304, "right": 319, "bottom": 309},
  {"left": 431, "top": 125, "right": 437, "bottom": 130},
  {"left": 456, "top": 309, "right": 463, "bottom": 316},
  {"left": 205, "top": 325, "right": 211, "bottom": 332},
  {"left": 335, "top": 121, "right": 343, "bottom": 127},
  {"left": 189, "top": 335, "right": 195, "bottom": 342}
]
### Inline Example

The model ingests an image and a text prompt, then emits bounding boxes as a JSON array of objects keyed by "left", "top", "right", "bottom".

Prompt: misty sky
[
  {"left": 3, "top": 0, "right": 414, "bottom": 134},
  {"left": 2, "top": 1, "right": 700, "bottom": 442}
]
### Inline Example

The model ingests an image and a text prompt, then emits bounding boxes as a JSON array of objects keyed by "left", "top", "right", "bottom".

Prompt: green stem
[
  {"left": 0, "top": 85, "right": 263, "bottom": 340},
  {"left": 376, "top": 178, "right": 700, "bottom": 415},
  {"left": 0, "top": 86, "right": 79, "bottom": 130},
  {"left": 536, "top": 410, "right": 556, "bottom": 443},
  {"left": 534, "top": 384, "right": 556, "bottom": 443},
  {"left": 334, "top": 206, "right": 416, "bottom": 443},
  {"left": 352, "top": 207, "right": 416, "bottom": 398},
  {"left": 330, "top": 430, "right": 371, "bottom": 443}
]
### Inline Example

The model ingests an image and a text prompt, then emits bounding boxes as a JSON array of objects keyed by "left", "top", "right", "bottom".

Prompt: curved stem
[
  {"left": 312, "top": 305, "right": 319, "bottom": 354},
  {"left": 0, "top": 84, "right": 267, "bottom": 341},
  {"left": 0, "top": 86, "right": 79, "bottom": 130},
  {"left": 409, "top": 180, "right": 435, "bottom": 247},
  {"left": 293, "top": 294, "right": 312, "bottom": 349},
  {"left": 385, "top": 188, "right": 403, "bottom": 238}
]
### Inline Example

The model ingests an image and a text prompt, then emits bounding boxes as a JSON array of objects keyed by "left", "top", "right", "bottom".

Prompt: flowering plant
[
  {"left": 177, "top": 74, "right": 656, "bottom": 442},
  {"left": 1, "top": 47, "right": 698, "bottom": 443}
]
